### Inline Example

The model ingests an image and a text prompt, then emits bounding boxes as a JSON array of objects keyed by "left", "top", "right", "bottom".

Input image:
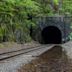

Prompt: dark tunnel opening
[{"left": 41, "top": 26, "right": 62, "bottom": 44}]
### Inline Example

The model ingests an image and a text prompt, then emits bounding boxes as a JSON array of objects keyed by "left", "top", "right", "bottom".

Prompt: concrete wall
[{"left": 31, "top": 16, "right": 71, "bottom": 43}]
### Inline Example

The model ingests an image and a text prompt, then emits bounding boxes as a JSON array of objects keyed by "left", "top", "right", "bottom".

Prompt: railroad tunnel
[{"left": 41, "top": 26, "right": 62, "bottom": 44}]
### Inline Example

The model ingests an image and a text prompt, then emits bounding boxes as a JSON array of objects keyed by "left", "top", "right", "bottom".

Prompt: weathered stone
[{"left": 31, "top": 15, "right": 71, "bottom": 44}]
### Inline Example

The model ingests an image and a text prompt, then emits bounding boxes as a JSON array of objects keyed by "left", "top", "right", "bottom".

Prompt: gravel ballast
[{"left": 18, "top": 41, "right": 72, "bottom": 72}]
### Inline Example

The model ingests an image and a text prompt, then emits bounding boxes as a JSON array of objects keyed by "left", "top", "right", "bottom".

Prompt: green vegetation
[
  {"left": 0, "top": 0, "right": 41, "bottom": 43},
  {"left": 0, "top": 0, "right": 72, "bottom": 43},
  {"left": 62, "top": 0, "right": 72, "bottom": 15}
]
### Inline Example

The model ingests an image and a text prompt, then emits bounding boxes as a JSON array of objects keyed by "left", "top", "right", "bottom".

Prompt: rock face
[{"left": 31, "top": 15, "right": 72, "bottom": 44}]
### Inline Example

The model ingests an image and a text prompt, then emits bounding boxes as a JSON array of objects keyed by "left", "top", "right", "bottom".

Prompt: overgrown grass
[{"left": 0, "top": 0, "right": 40, "bottom": 43}]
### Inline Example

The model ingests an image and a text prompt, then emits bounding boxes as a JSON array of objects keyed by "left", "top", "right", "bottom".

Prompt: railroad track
[{"left": 0, "top": 44, "right": 53, "bottom": 61}]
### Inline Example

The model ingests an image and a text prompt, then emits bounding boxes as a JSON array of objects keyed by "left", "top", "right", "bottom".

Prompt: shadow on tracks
[
  {"left": 18, "top": 45, "right": 72, "bottom": 72},
  {"left": 39, "top": 45, "right": 67, "bottom": 60}
]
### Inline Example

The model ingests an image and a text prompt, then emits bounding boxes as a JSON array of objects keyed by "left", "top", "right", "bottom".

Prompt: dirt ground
[
  {"left": 18, "top": 45, "right": 72, "bottom": 72},
  {"left": 0, "top": 41, "right": 40, "bottom": 54},
  {"left": 0, "top": 41, "right": 40, "bottom": 49}
]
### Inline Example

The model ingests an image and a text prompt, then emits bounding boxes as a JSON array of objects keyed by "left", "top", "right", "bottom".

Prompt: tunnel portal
[{"left": 41, "top": 26, "right": 62, "bottom": 44}]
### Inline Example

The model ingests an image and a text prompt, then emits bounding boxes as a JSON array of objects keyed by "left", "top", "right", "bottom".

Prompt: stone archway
[{"left": 41, "top": 26, "right": 62, "bottom": 44}]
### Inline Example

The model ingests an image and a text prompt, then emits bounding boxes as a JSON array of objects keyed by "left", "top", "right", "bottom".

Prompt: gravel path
[
  {"left": 0, "top": 45, "right": 54, "bottom": 72},
  {"left": 18, "top": 41, "right": 72, "bottom": 72},
  {"left": 0, "top": 41, "right": 40, "bottom": 54},
  {"left": 0, "top": 41, "right": 72, "bottom": 72}
]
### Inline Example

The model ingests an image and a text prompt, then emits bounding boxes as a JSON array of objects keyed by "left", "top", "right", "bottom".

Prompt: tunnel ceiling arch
[{"left": 41, "top": 26, "right": 62, "bottom": 44}]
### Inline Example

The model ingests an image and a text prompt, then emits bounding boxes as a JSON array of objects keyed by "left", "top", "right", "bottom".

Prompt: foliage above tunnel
[{"left": 61, "top": 0, "right": 72, "bottom": 15}]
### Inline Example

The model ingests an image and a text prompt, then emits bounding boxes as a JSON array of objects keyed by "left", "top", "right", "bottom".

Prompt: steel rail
[{"left": 0, "top": 44, "right": 52, "bottom": 61}]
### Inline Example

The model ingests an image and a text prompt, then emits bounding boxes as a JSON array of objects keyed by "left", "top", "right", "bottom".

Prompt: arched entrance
[{"left": 41, "top": 26, "right": 62, "bottom": 44}]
